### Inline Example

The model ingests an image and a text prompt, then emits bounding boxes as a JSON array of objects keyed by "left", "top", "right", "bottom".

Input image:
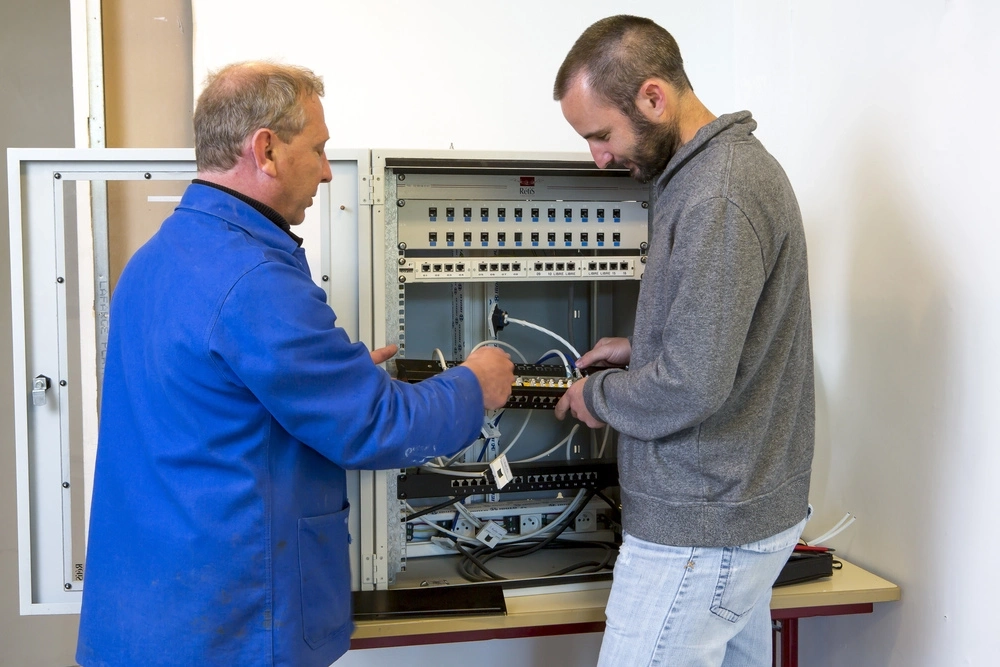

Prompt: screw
[
  {"left": 340, "top": 205, "right": 346, "bottom": 210},
  {"left": 64, "top": 583, "right": 72, "bottom": 590},
  {"left": 397, "top": 173, "right": 406, "bottom": 181},
  {"left": 398, "top": 275, "right": 407, "bottom": 283},
  {"left": 322, "top": 275, "right": 329, "bottom": 282},
  {"left": 59, "top": 380, "right": 67, "bottom": 386},
  {"left": 398, "top": 257, "right": 406, "bottom": 266},
  {"left": 641, "top": 256, "right": 648, "bottom": 264},
  {"left": 56, "top": 277, "right": 64, "bottom": 283},
  {"left": 641, "top": 201, "right": 649, "bottom": 209},
  {"left": 640, "top": 242, "right": 649, "bottom": 252},
  {"left": 397, "top": 242, "right": 407, "bottom": 251},
  {"left": 397, "top": 199, "right": 406, "bottom": 207},
  {"left": 54, "top": 173, "right": 62, "bottom": 179},
  {"left": 144, "top": 173, "right": 152, "bottom": 180},
  {"left": 62, "top": 482, "right": 70, "bottom": 488}
]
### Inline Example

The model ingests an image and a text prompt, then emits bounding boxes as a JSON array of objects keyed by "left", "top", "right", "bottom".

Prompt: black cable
[
  {"left": 594, "top": 489, "right": 622, "bottom": 525},
  {"left": 450, "top": 490, "right": 619, "bottom": 582},
  {"left": 457, "top": 538, "right": 618, "bottom": 583},
  {"left": 403, "top": 496, "right": 458, "bottom": 523}
]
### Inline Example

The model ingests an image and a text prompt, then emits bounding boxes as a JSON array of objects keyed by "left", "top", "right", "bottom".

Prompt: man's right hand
[
  {"left": 462, "top": 347, "right": 515, "bottom": 410},
  {"left": 576, "top": 337, "right": 631, "bottom": 369}
]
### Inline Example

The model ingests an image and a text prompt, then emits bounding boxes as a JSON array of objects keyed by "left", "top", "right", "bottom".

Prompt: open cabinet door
[{"left": 7, "top": 147, "right": 370, "bottom": 614}]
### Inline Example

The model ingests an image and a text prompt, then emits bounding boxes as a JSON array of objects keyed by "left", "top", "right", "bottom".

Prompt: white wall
[
  {"left": 191, "top": 1, "right": 1000, "bottom": 665},
  {"left": 2, "top": 1, "right": 983, "bottom": 665}
]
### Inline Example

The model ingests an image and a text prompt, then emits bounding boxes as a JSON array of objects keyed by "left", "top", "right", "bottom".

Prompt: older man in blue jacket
[{"left": 76, "top": 62, "right": 514, "bottom": 667}]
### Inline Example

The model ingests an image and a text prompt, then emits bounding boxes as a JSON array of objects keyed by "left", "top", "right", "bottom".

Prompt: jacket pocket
[{"left": 298, "top": 507, "right": 352, "bottom": 649}]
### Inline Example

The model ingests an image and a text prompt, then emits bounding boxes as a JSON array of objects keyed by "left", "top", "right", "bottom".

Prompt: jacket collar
[{"left": 178, "top": 183, "right": 304, "bottom": 254}]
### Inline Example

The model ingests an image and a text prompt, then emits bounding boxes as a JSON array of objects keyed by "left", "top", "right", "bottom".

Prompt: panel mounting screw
[
  {"left": 641, "top": 256, "right": 648, "bottom": 264},
  {"left": 62, "top": 482, "right": 70, "bottom": 488},
  {"left": 144, "top": 173, "right": 152, "bottom": 180},
  {"left": 640, "top": 242, "right": 649, "bottom": 252},
  {"left": 397, "top": 199, "right": 406, "bottom": 207},
  {"left": 64, "top": 583, "right": 72, "bottom": 590},
  {"left": 397, "top": 242, "right": 407, "bottom": 251},
  {"left": 397, "top": 173, "right": 406, "bottom": 181},
  {"left": 322, "top": 275, "right": 329, "bottom": 282},
  {"left": 54, "top": 173, "right": 62, "bottom": 179},
  {"left": 641, "top": 201, "right": 649, "bottom": 209},
  {"left": 398, "top": 275, "right": 407, "bottom": 283},
  {"left": 56, "top": 277, "right": 64, "bottom": 283},
  {"left": 398, "top": 257, "right": 406, "bottom": 266},
  {"left": 59, "top": 380, "right": 67, "bottom": 386}
]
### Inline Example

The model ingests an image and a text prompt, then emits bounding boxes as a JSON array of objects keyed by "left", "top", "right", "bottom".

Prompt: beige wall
[
  {"left": 103, "top": 0, "right": 193, "bottom": 287},
  {"left": 1, "top": 3, "right": 81, "bottom": 665},
  {"left": 1, "top": 2, "right": 192, "bottom": 665}
]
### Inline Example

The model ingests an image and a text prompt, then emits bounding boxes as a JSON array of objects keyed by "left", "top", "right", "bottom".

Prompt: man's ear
[
  {"left": 250, "top": 128, "right": 279, "bottom": 178},
  {"left": 635, "top": 78, "right": 670, "bottom": 122}
]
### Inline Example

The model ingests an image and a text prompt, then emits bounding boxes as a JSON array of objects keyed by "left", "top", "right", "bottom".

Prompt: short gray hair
[
  {"left": 553, "top": 16, "right": 691, "bottom": 119},
  {"left": 194, "top": 61, "right": 325, "bottom": 172}
]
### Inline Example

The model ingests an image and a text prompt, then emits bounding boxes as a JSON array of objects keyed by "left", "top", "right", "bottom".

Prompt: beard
[{"left": 610, "top": 114, "right": 682, "bottom": 184}]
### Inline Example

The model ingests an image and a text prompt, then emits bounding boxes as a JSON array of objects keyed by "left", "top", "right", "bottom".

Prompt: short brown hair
[
  {"left": 194, "top": 62, "right": 325, "bottom": 172},
  {"left": 553, "top": 16, "right": 691, "bottom": 118}
]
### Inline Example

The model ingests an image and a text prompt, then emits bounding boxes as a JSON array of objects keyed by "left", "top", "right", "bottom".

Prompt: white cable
[
  {"left": 496, "top": 410, "right": 533, "bottom": 459},
  {"left": 810, "top": 514, "right": 857, "bottom": 545},
  {"left": 537, "top": 348, "right": 573, "bottom": 377},
  {"left": 405, "top": 489, "right": 588, "bottom": 544},
  {"left": 596, "top": 426, "right": 611, "bottom": 458},
  {"left": 808, "top": 512, "right": 852, "bottom": 544},
  {"left": 513, "top": 424, "right": 581, "bottom": 464},
  {"left": 470, "top": 339, "right": 527, "bottom": 363},
  {"left": 418, "top": 464, "right": 491, "bottom": 479},
  {"left": 505, "top": 316, "right": 581, "bottom": 360},
  {"left": 432, "top": 347, "right": 448, "bottom": 370}
]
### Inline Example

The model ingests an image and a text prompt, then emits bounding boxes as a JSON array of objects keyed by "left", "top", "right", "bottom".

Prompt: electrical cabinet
[{"left": 7, "top": 148, "right": 646, "bottom": 614}]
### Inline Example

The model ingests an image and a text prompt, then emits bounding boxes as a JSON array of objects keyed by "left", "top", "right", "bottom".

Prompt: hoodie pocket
[{"left": 298, "top": 507, "right": 352, "bottom": 649}]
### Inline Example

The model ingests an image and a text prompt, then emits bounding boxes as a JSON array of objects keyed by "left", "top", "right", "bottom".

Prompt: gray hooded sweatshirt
[{"left": 583, "top": 111, "right": 814, "bottom": 547}]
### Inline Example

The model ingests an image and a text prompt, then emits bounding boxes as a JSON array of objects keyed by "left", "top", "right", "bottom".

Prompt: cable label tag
[
  {"left": 476, "top": 520, "right": 507, "bottom": 549},
  {"left": 489, "top": 453, "right": 514, "bottom": 490}
]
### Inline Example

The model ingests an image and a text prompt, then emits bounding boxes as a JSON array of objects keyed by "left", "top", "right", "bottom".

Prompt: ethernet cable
[
  {"left": 511, "top": 424, "right": 580, "bottom": 464},
  {"left": 536, "top": 348, "right": 573, "bottom": 377}
]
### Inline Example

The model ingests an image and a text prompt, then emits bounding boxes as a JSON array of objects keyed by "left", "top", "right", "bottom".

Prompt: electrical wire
[
  {"left": 470, "top": 339, "right": 527, "bottom": 363},
  {"left": 432, "top": 347, "right": 448, "bottom": 370},
  {"left": 504, "top": 316, "right": 582, "bottom": 360},
  {"left": 809, "top": 513, "right": 857, "bottom": 545},
  {"left": 536, "top": 349, "right": 573, "bottom": 377},
  {"left": 597, "top": 426, "right": 611, "bottom": 458}
]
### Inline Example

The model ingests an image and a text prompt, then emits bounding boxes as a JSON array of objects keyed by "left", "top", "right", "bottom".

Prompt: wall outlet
[
  {"left": 454, "top": 518, "right": 478, "bottom": 538},
  {"left": 574, "top": 510, "right": 596, "bottom": 533},
  {"left": 519, "top": 514, "right": 542, "bottom": 533}
]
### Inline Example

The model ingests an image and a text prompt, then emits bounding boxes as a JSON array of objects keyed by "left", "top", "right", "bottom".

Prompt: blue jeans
[{"left": 597, "top": 517, "right": 807, "bottom": 667}]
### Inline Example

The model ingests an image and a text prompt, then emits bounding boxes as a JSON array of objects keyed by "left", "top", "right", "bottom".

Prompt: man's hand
[
  {"left": 576, "top": 337, "right": 631, "bottom": 369},
  {"left": 554, "top": 376, "right": 605, "bottom": 428},
  {"left": 370, "top": 344, "right": 398, "bottom": 365},
  {"left": 462, "top": 347, "right": 515, "bottom": 410}
]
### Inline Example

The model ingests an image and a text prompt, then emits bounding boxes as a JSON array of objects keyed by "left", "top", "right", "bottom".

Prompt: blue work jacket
[{"left": 76, "top": 184, "right": 483, "bottom": 666}]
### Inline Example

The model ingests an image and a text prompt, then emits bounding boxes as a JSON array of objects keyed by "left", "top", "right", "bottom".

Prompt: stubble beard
[{"left": 613, "top": 114, "right": 682, "bottom": 184}]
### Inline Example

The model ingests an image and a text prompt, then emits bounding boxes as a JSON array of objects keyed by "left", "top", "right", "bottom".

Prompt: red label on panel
[{"left": 520, "top": 177, "right": 535, "bottom": 187}]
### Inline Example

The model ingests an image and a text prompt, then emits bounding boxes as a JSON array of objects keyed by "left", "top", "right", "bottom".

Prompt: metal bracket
[{"left": 32, "top": 375, "right": 51, "bottom": 407}]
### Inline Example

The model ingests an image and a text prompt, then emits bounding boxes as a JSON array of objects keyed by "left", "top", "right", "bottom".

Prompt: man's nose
[{"left": 590, "top": 145, "right": 613, "bottom": 169}]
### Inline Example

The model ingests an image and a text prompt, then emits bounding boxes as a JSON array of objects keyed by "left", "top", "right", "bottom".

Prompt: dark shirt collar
[{"left": 192, "top": 179, "right": 303, "bottom": 246}]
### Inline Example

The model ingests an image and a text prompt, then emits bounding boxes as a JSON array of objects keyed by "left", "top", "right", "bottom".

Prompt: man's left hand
[
  {"left": 554, "top": 377, "right": 605, "bottom": 428},
  {"left": 370, "top": 344, "right": 398, "bottom": 365}
]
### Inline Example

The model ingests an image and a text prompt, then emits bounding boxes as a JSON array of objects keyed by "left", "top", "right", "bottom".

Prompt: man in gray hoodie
[{"left": 553, "top": 15, "right": 814, "bottom": 667}]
